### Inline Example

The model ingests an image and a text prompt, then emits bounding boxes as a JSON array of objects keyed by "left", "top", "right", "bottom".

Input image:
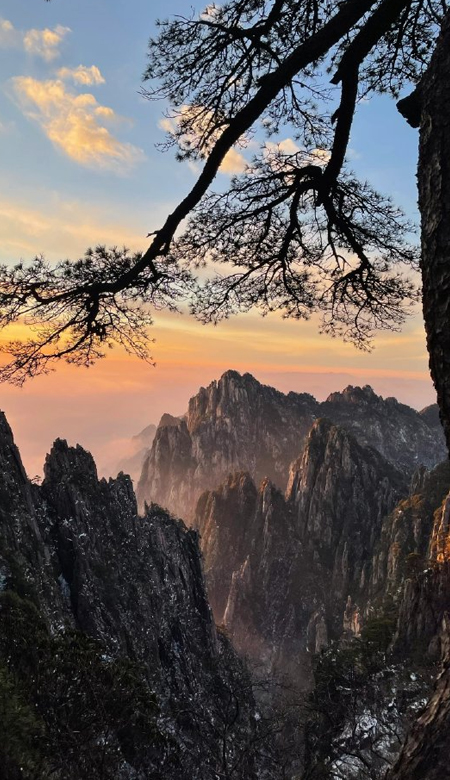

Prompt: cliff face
[
  {"left": 222, "top": 479, "right": 314, "bottom": 683},
  {"left": 195, "top": 419, "right": 407, "bottom": 686},
  {"left": 138, "top": 371, "right": 319, "bottom": 517},
  {"left": 137, "top": 371, "right": 445, "bottom": 519},
  {"left": 321, "top": 385, "right": 444, "bottom": 474},
  {"left": 391, "top": 486, "right": 450, "bottom": 659},
  {"left": 287, "top": 419, "right": 407, "bottom": 610},
  {"left": 370, "top": 461, "right": 450, "bottom": 602},
  {"left": 194, "top": 472, "right": 259, "bottom": 622},
  {"left": 0, "top": 414, "right": 259, "bottom": 779},
  {"left": 301, "top": 464, "right": 450, "bottom": 779}
]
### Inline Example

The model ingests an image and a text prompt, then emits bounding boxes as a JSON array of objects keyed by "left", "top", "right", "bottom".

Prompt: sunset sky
[{"left": 0, "top": 0, "right": 435, "bottom": 477}]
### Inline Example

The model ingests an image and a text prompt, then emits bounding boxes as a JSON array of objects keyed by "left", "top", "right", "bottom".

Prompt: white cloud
[
  {"left": 11, "top": 76, "right": 144, "bottom": 173},
  {"left": 0, "top": 18, "right": 19, "bottom": 47},
  {"left": 160, "top": 105, "right": 247, "bottom": 175},
  {"left": 265, "top": 138, "right": 331, "bottom": 168},
  {"left": 219, "top": 146, "right": 247, "bottom": 174},
  {"left": 0, "top": 18, "right": 70, "bottom": 61},
  {"left": 23, "top": 24, "right": 70, "bottom": 61},
  {"left": 57, "top": 65, "right": 105, "bottom": 86}
]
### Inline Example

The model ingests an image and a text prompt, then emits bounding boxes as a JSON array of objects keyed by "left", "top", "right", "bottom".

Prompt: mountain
[
  {"left": 301, "top": 462, "right": 450, "bottom": 779},
  {"left": 192, "top": 408, "right": 450, "bottom": 778},
  {"left": 369, "top": 461, "right": 450, "bottom": 603},
  {"left": 381, "top": 489, "right": 450, "bottom": 780},
  {"left": 320, "top": 385, "right": 443, "bottom": 473},
  {"left": 195, "top": 419, "right": 407, "bottom": 685},
  {"left": 137, "top": 370, "right": 319, "bottom": 517},
  {"left": 100, "top": 423, "right": 157, "bottom": 483},
  {"left": 137, "top": 371, "right": 445, "bottom": 518},
  {"left": 1, "top": 370, "right": 449, "bottom": 778},
  {"left": 0, "top": 413, "right": 261, "bottom": 779}
]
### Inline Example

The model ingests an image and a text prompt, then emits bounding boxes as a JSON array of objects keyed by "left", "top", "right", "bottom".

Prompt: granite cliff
[
  {"left": 191, "top": 405, "right": 450, "bottom": 778},
  {"left": 0, "top": 413, "right": 262, "bottom": 779},
  {"left": 137, "top": 371, "right": 445, "bottom": 518},
  {"left": 195, "top": 419, "right": 407, "bottom": 684}
]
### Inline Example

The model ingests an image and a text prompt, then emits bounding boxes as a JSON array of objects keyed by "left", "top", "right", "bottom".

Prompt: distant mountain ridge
[
  {"left": 137, "top": 370, "right": 446, "bottom": 518},
  {"left": 101, "top": 422, "right": 157, "bottom": 484}
]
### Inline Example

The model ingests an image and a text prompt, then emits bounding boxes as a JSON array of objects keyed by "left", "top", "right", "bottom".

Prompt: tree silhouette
[{"left": 1, "top": 0, "right": 446, "bottom": 384}]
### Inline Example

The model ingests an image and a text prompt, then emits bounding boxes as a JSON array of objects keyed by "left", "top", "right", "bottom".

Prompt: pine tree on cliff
[
  {"left": 385, "top": 18, "right": 450, "bottom": 779},
  {"left": 0, "top": 0, "right": 446, "bottom": 403},
  {"left": 5, "top": 2, "right": 450, "bottom": 775}
]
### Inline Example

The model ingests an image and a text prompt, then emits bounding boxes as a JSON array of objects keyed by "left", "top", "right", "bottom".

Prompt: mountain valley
[{"left": 1, "top": 371, "right": 450, "bottom": 778}]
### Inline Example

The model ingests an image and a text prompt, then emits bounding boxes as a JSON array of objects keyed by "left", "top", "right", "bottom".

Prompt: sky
[{"left": 0, "top": 0, "right": 436, "bottom": 477}]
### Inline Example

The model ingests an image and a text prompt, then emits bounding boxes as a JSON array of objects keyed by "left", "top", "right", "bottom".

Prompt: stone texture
[
  {"left": 0, "top": 414, "right": 258, "bottom": 779},
  {"left": 137, "top": 370, "right": 319, "bottom": 517},
  {"left": 288, "top": 418, "right": 407, "bottom": 611},
  {"left": 137, "top": 371, "right": 445, "bottom": 520},
  {"left": 195, "top": 418, "right": 407, "bottom": 685}
]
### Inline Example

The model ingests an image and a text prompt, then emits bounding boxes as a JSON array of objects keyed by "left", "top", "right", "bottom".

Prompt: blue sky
[
  {"left": 0, "top": 0, "right": 420, "bottom": 260},
  {"left": 0, "top": 1, "right": 433, "bottom": 475},
  {"left": 0, "top": 0, "right": 197, "bottom": 258}
]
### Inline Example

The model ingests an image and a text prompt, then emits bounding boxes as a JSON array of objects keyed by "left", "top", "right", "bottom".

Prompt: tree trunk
[
  {"left": 418, "top": 11, "right": 450, "bottom": 454},
  {"left": 387, "top": 14, "right": 450, "bottom": 778},
  {"left": 386, "top": 618, "right": 450, "bottom": 779}
]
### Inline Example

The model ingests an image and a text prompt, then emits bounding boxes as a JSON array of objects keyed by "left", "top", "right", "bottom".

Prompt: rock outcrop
[
  {"left": 370, "top": 461, "right": 450, "bottom": 603},
  {"left": 195, "top": 419, "right": 407, "bottom": 685},
  {"left": 321, "top": 385, "right": 444, "bottom": 474},
  {"left": 288, "top": 419, "right": 407, "bottom": 615},
  {"left": 387, "top": 618, "right": 450, "bottom": 780},
  {"left": 0, "top": 414, "right": 259, "bottom": 779},
  {"left": 137, "top": 371, "right": 445, "bottom": 519},
  {"left": 138, "top": 370, "right": 319, "bottom": 517}
]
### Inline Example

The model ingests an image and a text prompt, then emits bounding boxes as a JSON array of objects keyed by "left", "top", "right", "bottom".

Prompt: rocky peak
[
  {"left": 44, "top": 438, "right": 99, "bottom": 485},
  {"left": 137, "top": 371, "right": 446, "bottom": 520},
  {"left": 194, "top": 418, "right": 407, "bottom": 688},
  {"left": 158, "top": 413, "right": 182, "bottom": 428},
  {"left": 138, "top": 370, "right": 319, "bottom": 517},
  {"left": 287, "top": 418, "right": 406, "bottom": 598},
  {"left": 419, "top": 403, "right": 442, "bottom": 428},
  {"left": 0, "top": 418, "right": 261, "bottom": 778},
  {"left": 0, "top": 411, "right": 35, "bottom": 521},
  {"left": 321, "top": 385, "right": 445, "bottom": 473},
  {"left": 325, "top": 384, "right": 379, "bottom": 406}
]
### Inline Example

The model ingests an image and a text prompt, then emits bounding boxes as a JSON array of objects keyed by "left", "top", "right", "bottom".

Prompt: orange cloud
[
  {"left": 0, "top": 18, "right": 70, "bottom": 60},
  {"left": 160, "top": 106, "right": 247, "bottom": 175},
  {"left": 57, "top": 65, "right": 105, "bottom": 86},
  {"left": 0, "top": 192, "right": 166, "bottom": 262},
  {"left": 11, "top": 76, "right": 144, "bottom": 172},
  {"left": 0, "top": 308, "right": 434, "bottom": 481},
  {"left": 23, "top": 24, "right": 70, "bottom": 61}
]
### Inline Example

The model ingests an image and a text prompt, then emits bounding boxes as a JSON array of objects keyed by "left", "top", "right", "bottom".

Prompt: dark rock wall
[{"left": 0, "top": 415, "right": 258, "bottom": 779}]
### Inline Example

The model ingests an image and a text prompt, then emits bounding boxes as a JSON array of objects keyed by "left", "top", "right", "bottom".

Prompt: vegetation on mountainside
[
  {"left": 0, "top": 589, "right": 166, "bottom": 779},
  {"left": 303, "top": 605, "right": 436, "bottom": 780}
]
